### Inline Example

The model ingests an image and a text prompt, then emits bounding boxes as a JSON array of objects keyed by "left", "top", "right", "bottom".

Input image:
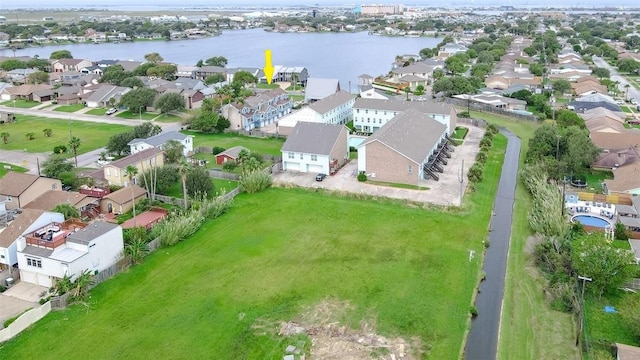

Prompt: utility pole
[{"left": 576, "top": 275, "right": 592, "bottom": 349}]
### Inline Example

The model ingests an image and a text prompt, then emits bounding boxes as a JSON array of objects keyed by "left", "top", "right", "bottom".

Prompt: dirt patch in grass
[{"left": 257, "top": 299, "right": 422, "bottom": 359}]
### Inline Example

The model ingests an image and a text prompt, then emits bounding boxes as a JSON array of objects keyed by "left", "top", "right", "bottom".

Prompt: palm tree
[
  {"left": 71, "top": 270, "right": 94, "bottom": 301},
  {"left": 125, "top": 236, "right": 149, "bottom": 265},
  {"left": 178, "top": 159, "right": 191, "bottom": 209},
  {"left": 125, "top": 165, "right": 138, "bottom": 227},
  {"left": 1, "top": 132, "right": 9, "bottom": 144},
  {"left": 68, "top": 136, "right": 81, "bottom": 167},
  {"left": 237, "top": 149, "right": 250, "bottom": 176},
  {"left": 53, "top": 273, "right": 73, "bottom": 296},
  {"left": 625, "top": 83, "right": 631, "bottom": 101}
]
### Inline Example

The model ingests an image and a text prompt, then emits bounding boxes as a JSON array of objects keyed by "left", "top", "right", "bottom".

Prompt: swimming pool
[{"left": 572, "top": 214, "right": 612, "bottom": 229}]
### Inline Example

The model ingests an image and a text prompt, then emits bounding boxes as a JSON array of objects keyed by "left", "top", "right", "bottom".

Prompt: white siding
[
  {"left": 281, "top": 153, "right": 329, "bottom": 173},
  {"left": 357, "top": 146, "right": 367, "bottom": 173}
]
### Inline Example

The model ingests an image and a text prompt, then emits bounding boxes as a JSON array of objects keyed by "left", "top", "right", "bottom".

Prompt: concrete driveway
[
  {"left": 3, "top": 281, "right": 49, "bottom": 303},
  {"left": 0, "top": 294, "right": 36, "bottom": 329},
  {"left": 273, "top": 125, "right": 483, "bottom": 206}
]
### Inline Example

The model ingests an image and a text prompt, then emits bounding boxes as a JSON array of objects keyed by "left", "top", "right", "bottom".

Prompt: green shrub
[
  {"left": 486, "top": 123, "right": 499, "bottom": 135},
  {"left": 222, "top": 161, "right": 238, "bottom": 172},
  {"left": 53, "top": 144, "right": 67, "bottom": 154},
  {"left": 469, "top": 306, "right": 478, "bottom": 318},
  {"left": 475, "top": 151, "right": 488, "bottom": 164},
  {"left": 468, "top": 163, "right": 484, "bottom": 183},
  {"left": 458, "top": 111, "right": 471, "bottom": 118},
  {"left": 479, "top": 137, "right": 492, "bottom": 149},
  {"left": 211, "top": 146, "right": 226, "bottom": 155},
  {"left": 239, "top": 171, "right": 272, "bottom": 193},
  {"left": 357, "top": 172, "right": 367, "bottom": 182}
]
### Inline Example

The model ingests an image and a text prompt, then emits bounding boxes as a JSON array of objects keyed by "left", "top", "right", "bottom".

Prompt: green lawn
[
  {"left": 584, "top": 294, "right": 639, "bottom": 355},
  {"left": 116, "top": 111, "right": 157, "bottom": 120},
  {"left": 464, "top": 111, "right": 581, "bottom": 360},
  {"left": 256, "top": 83, "right": 280, "bottom": 89},
  {"left": 53, "top": 104, "right": 85, "bottom": 113},
  {"left": 152, "top": 113, "right": 183, "bottom": 123},
  {"left": 0, "top": 115, "right": 131, "bottom": 154},
  {"left": 452, "top": 126, "right": 469, "bottom": 140},
  {"left": 290, "top": 95, "right": 305, "bottom": 102},
  {"left": 0, "top": 162, "right": 28, "bottom": 177},
  {"left": 186, "top": 131, "right": 285, "bottom": 156},
  {"left": 574, "top": 169, "right": 613, "bottom": 194},
  {"left": 86, "top": 108, "right": 107, "bottom": 116},
  {"left": 1, "top": 100, "right": 39, "bottom": 108},
  {"left": 0, "top": 137, "right": 507, "bottom": 359}
]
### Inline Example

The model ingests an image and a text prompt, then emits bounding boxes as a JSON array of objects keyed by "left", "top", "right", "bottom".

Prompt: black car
[{"left": 315, "top": 173, "right": 327, "bottom": 181}]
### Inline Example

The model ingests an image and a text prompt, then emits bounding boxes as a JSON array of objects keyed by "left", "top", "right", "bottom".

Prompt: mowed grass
[
  {"left": 0, "top": 115, "right": 131, "bottom": 154},
  {"left": 1, "top": 100, "right": 39, "bottom": 108},
  {"left": 86, "top": 108, "right": 107, "bottom": 116},
  {"left": 163, "top": 178, "right": 238, "bottom": 198},
  {"left": 185, "top": 131, "right": 285, "bottom": 156},
  {"left": 116, "top": 111, "right": 157, "bottom": 120},
  {"left": 0, "top": 138, "right": 507, "bottom": 359},
  {"left": 466, "top": 111, "right": 581, "bottom": 360},
  {"left": 53, "top": 104, "right": 85, "bottom": 113}
]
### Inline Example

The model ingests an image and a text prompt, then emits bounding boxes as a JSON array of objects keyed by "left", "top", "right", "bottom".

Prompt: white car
[
  {"left": 615, "top": 99, "right": 625, "bottom": 105},
  {"left": 631, "top": 98, "right": 638, "bottom": 105},
  {"left": 106, "top": 108, "right": 118, "bottom": 115}
]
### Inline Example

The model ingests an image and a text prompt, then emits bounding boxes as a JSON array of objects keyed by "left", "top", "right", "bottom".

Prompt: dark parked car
[{"left": 315, "top": 173, "right": 327, "bottom": 181}]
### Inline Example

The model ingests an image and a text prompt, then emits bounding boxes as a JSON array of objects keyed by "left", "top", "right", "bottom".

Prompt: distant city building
[{"left": 354, "top": 4, "right": 404, "bottom": 16}]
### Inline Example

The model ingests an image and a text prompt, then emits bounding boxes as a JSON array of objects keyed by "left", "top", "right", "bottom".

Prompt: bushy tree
[
  {"left": 592, "top": 67, "right": 610, "bottom": 79},
  {"left": 119, "top": 87, "right": 156, "bottom": 113},
  {"left": 232, "top": 71, "right": 257, "bottom": 85},
  {"left": 26, "top": 71, "right": 49, "bottom": 85},
  {"left": 41, "top": 154, "right": 73, "bottom": 178},
  {"left": 53, "top": 203, "right": 80, "bottom": 219},
  {"left": 556, "top": 110, "right": 585, "bottom": 128},
  {"left": 618, "top": 58, "right": 640, "bottom": 74},
  {"left": 154, "top": 92, "right": 185, "bottom": 114},
  {"left": 552, "top": 79, "right": 571, "bottom": 95},
  {"left": 185, "top": 168, "right": 213, "bottom": 197},
  {"left": 139, "top": 165, "right": 180, "bottom": 196},
  {"left": 205, "top": 73, "right": 226, "bottom": 85},
  {"left": 50, "top": 50, "right": 72, "bottom": 59},
  {"left": 571, "top": 233, "right": 635, "bottom": 298},
  {"left": 144, "top": 52, "right": 163, "bottom": 63},
  {"left": 163, "top": 140, "right": 184, "bottom": 164},
  {"left": 205, "top": 56, "right": 228, "bottom": 67}
]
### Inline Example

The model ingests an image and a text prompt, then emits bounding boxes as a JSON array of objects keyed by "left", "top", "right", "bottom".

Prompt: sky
[{"left": 1, "top": 0, "right": 639, "bottom": 9}]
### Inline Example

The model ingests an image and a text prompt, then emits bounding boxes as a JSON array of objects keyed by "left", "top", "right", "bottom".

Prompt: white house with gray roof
[
  {"left": 281, "top": 122, "right": 349, "bottom": 174},
  {"left": 16, "top": 221, "right": 123, "bottom": 287},
  {"left": 353, "top": 98, "right": 457, "bottom": 135},
  {"left": 304, "top": 78, "right": 341, "bottom": 103},
  {"left": 128, "top": 131, "right": 194, "bottom": 157},
  {"left": 277, "top": 91, "right": 355, "bottom": 129},
  {"left": 357, "top": 108, "right": 448, "bottom": 186}
]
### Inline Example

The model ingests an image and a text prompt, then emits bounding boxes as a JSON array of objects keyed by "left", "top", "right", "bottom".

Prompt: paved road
[
  {"left": 592, "top": 56, "right": 640, "bottom": 102},
  {"left": 464, "top": 129, "right": 521, "bottom": 360}
]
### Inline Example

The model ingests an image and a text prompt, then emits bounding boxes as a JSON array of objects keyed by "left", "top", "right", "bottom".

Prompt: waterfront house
[
  {"left": 304, "top": 78, "right": 340, "bottom": 103},
  {"left": 222, "top": 88, "right": 293, "bottom": 130},
  {"left": 128, "top": 131, "right": 194, "bottom": 157},
  {"left": 0, "top": 209, "right": 64, "bottom": 271},
  {"left": 0, "top": 172, "right": 62, "bottom": 210},
  {"left": 357, "top": 108, "right": 449, "bottom": 186},
  {"left": 16, "top": 220, "right": 124, "bottom": 288},
  {"left": 50, "top": 58, "right": 93, "bottom": 73},
  {"left": 194, "top": 66, "right": 226, "bottom": 81},
  {"left": 281, "top": 122, "right": 349, "bottom": 174}
]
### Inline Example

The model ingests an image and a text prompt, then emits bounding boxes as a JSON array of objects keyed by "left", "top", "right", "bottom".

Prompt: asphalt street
[
  {"left": 592, "top": 56, "right": 640, "bottom": 102},
  {"left": 464, "top": 129, "right": 521, "bottom": 360}
]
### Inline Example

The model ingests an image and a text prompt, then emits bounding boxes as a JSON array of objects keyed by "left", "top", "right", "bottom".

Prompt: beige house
[
  {"left": 0, "top": 172, "right": 61, "bottom": 210},
  {"left": 100, "top": 185, "right": 147, "bottom": 215},
  {"left": 102, "top": 147, "right": 164, "bottom": 187},
  {"left": 50, "top": 58, "right": 93, "bottom": 73},
  {"left": 357, "top": 108, "right": 448, "bottom": 186}
]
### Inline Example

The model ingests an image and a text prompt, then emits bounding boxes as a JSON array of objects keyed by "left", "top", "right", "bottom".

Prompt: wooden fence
[
  {"left": 443, "top": 97, "right": 539, "bottom": 122},
  {"left": 575, "top": 192, "right": 632, "bottom": 206},
  {"left": 457, "top": 117, "right": 488, "bottom": 128},
  {"left": 623, "top": 278, "right": 640, "bottom": 290},
  {"left": 209, "top": 169, "right": 240, "bottom": 180},
  {"left": 155, "top": 194, "right": 187, "bottom": 207},
  {"left": 228, "top": 129, "right": 287, "bottom": 140}
]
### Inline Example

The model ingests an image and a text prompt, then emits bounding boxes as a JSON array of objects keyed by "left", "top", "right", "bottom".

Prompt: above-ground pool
[{"left": 572, "top": 214, "right": 612, "bottom": 228}]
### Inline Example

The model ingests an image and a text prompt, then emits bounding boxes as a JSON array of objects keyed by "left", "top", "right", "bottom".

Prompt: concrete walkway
[{"left": 464, "top": 129, "right": 521, "bottom": 360}]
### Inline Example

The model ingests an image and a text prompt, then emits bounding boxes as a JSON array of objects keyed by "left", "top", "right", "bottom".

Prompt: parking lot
[{"left": 273, "top": 125, "right": 483, "bottom": 206}]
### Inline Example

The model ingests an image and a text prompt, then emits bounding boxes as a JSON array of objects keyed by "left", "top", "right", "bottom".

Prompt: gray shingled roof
[
  {"left": 308, "top": 91, "right": 355, "bottom": 114},
  {"left": 304, "top": 78, "right": 340, "bottom": 101},
  {"left": 353, "top": 98, "right": 454, "bottom": 115},
  {"left": 281, "top": 122, "right": 346, "bottom": 155},
  {"left": 67, "top": 221, "right": 120, "bottom": 245},
  {"left": 128, "top": 131, "right": 190, "bottom": 147},
  {"left": 359, "top": 108, "right": 446, "bottom": 164}
]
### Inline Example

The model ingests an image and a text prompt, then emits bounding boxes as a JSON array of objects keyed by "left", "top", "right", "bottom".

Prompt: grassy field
[
  {"left": 0, "top": 162, "right": 28, "bottom": 177},
  {"left": 53, "top": 104, "right": 85, "bottom": 113},
  {"left": 463, "top": 111, "right": 581, "bottom": 360},
  {"left": 0, "top": 115, "right": 131, "bottom": 154},
  {"left": 186, "top": 131, "right": 285, "bottom": 156},
  {"left": 1, "top": 100, "right": 39, "bottom": 108},
  {"left": 116, "top": 111, "right": 157, "bottom": 120},
  {"left": 0, "top": 135, "right": 507, "bottom": 359},
  {"left": 152, "top": 113, "right": 183, "bottom": 123}
]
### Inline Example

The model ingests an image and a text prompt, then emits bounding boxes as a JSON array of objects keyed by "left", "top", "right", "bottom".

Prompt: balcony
[
  {"left": 25, "top": 219, "right": 86, "bottom": 250},
  {"left": 78, "top": 185, "right": 110, "bottom": 198}
]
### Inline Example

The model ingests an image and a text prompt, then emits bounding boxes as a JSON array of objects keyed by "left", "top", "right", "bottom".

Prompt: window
[
  {"left": 114, "top": 169, "right": 119, "bottom": 177},
  {"left": 311, "top": 155, "right": 317, "bottom": 161},
  {"left": 26, "top": 257, "right": 42, "bottom": 268},
  {"left": 52, "top": 183, "right": 57, "bottom": 190},
  {"left": 288, "top": 152, "right": 294, "bottom": 159},
  {"left": 6, "top": 196, "right": 11, "bottom": 202},
  {"left": 299, "top": 153, "right": 303, "bottom": 160},
  {"left": 408, "top": 165, "right": 413, "bottom": 174}
]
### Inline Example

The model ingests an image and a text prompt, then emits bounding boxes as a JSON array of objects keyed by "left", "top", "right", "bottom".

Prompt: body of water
[{"left": 1, "top": 29, "right": 442, "bottom": 91}]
